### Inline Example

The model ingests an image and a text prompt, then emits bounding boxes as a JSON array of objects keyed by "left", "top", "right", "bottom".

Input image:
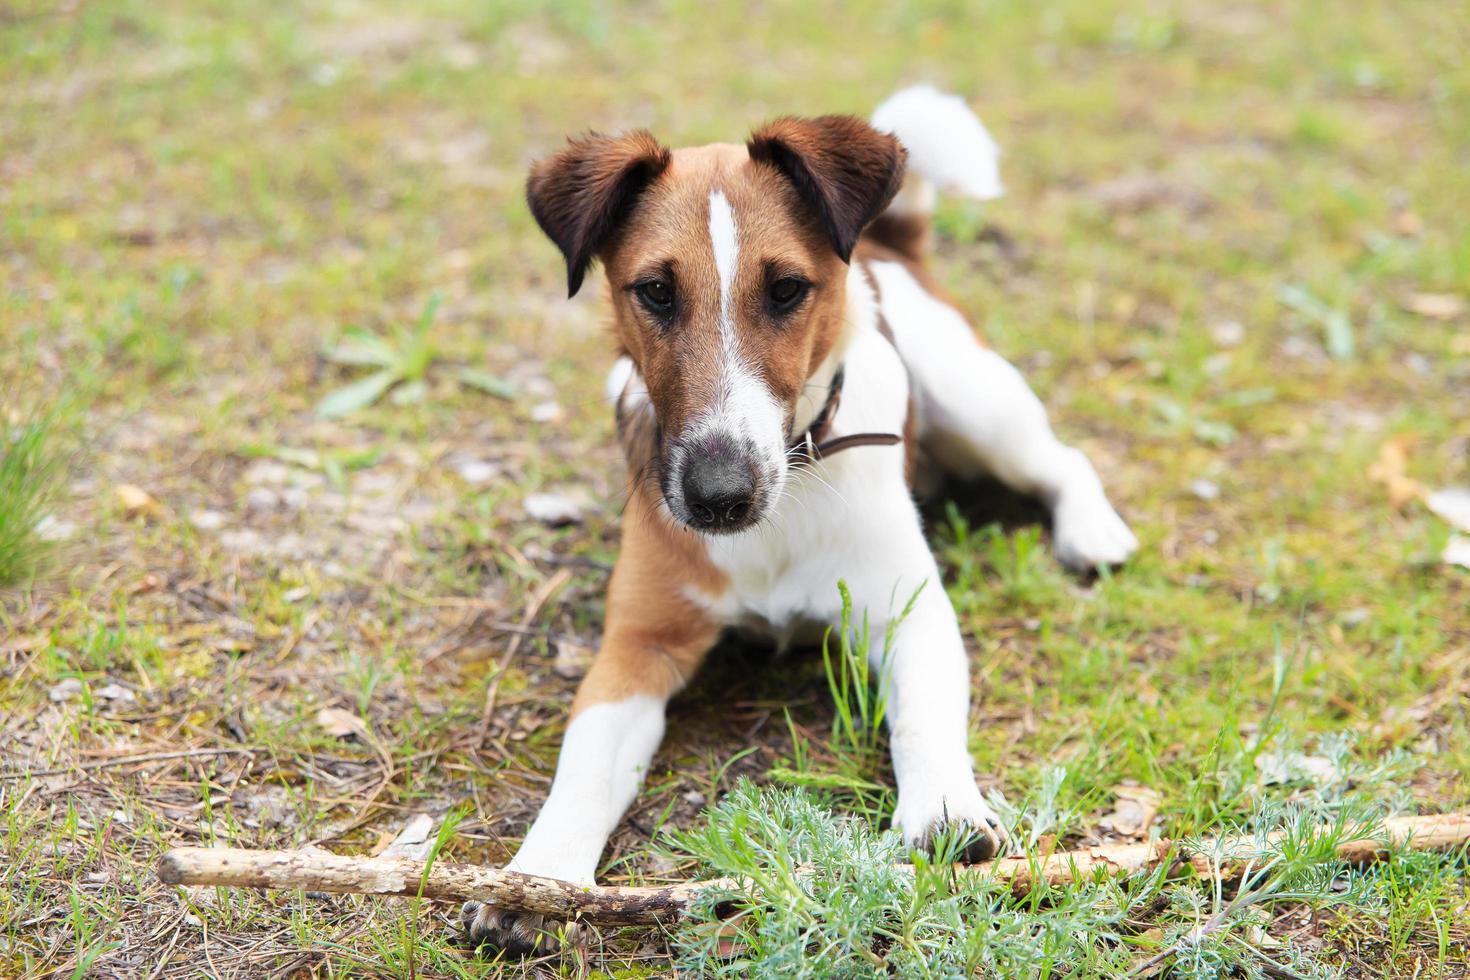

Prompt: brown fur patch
[
  {"left": 863, "top": 212, "right": 929, "bottom": 264},
  {"left": 570, "top": 485, "right": 724, "bottom": 714}
]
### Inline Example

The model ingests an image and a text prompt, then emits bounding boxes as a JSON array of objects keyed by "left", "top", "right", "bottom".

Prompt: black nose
[{"left": 682, "top": 453, "right": 757, "bottom": 531}]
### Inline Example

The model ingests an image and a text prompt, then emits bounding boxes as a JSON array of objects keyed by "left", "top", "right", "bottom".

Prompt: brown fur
[
  {"left": 526, "top": 131, "right": 672, "bottom": 297},
  {"left": 747, "top": 116, "right": 907, "bottom": 262},
  {"left": 570, "top": 484, "right": 724, "bottom": 715},
  {"left": 863, "top": 212, "right": 929, "bottom": 264}
]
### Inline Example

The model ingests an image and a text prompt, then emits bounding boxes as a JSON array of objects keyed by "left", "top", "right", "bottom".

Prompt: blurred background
[{"left": 2, "top": 1, "right": 1468, "bottom": 976}]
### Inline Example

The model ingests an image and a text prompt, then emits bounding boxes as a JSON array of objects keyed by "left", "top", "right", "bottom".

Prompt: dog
[{"left": 462, "top": 86, "right": 1138, "bottom": 955}]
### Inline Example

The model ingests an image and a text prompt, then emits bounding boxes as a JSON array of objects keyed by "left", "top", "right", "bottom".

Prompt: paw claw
[
  {"left": 460, "top": 901, "right": 570, "bottom": 958},
  {"left": 916, "top": 815, "right": 1007, "bottom": 863},
  {"left": 895, "top": 788, "right": 1009, "bottom": 864}
]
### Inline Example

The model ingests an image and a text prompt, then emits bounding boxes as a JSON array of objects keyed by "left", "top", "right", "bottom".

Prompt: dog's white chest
[{"left": 688, "top": 322, "right": 916, "bottom": 638}]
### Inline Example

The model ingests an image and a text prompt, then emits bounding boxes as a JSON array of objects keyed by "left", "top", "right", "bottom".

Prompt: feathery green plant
[
  {"left": 671, "top": 778, "right": 1419, "bottom": 978},
  {"left": 669, "top": 721, "right": 1434, "bottom": 979}
]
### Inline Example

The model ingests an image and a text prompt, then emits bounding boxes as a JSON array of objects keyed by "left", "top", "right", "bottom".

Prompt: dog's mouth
[{"left": 660, "top": 430, "right": 781, "bottom": 535}]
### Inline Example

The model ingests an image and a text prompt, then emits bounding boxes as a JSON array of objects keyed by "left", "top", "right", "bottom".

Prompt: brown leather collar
[{"left": 788, "top": 366, "right": 903, "bottom": 461}]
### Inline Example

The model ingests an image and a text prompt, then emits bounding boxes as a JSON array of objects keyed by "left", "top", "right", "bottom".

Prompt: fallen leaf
[
  {"left": 48, "top": 677, "right": 83, "bottom": 702},
  {"left": 1391, "top": 211, "right": 1422, "bottom": 237},
  {"left": 1401, "top": 292, "right": 1466, "bottom": 321},
  {"left": 116, "top": 484, "right": 163, "bottom": 519},
  {"left": 0, "top": 634, "right": 46, "bottom": 654},
  {"left": 531, "top": 401, "right": 564, "bottom": 423},
  {"left": 95, "top": 683, "right": 137, "bottom": 704},
  {"left": 35, "top": 515, "right": 75, "bottom": 541},
  {"left": 524, "top": 492, "right": 582, "bottom": 526},
  {"left": 452, "top": 458, "right": 500, "bottom": 484},
  {"left": 1426, "top": 487, "right": 1470, "bottom": 534},
  {"left": 314, "top": 707, "right": 370, "bottom": 740},
  {"left": 1189, "top": 478, "right": 1220, "bottom": 501},
  {"left": 1366, "top": 435, "right": 1424, "bottom": 510},
  {"left": 1098, "top": 784, "right": 1161, "bottom": 838},
  {"left": 377, "top": 813, "right": 436, "bottom": 859},
  {"left": 189, "top": 509, "right": 226, "bottom": 530}
]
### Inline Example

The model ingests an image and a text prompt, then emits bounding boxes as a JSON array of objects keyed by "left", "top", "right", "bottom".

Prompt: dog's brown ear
[
  {"left": 527, "top": 131, "right": 671, "bottom": 297},
  {"left": 747, "top": 116, "right": 906, "bottom": 262}
]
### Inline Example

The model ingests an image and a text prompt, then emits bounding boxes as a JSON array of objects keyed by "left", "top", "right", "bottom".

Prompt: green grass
[
  {"left": 0, "top": 405, "right": 66, "bottom": 587},
  {"left": 668, "top": 781, "right": 1415, "bottom": 978},
  {"left": 2, "top": 0, "right": 1469, "bottom": 976}
]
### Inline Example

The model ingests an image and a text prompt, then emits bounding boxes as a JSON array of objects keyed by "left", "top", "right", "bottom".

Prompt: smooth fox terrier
[{"left": 464, "top": 86, "right": 1138, "bottom": 954}]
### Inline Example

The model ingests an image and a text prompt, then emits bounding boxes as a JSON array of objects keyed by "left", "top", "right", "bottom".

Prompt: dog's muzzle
[{"left": 679, "top": 441, "right": 758, "bottom": 532}]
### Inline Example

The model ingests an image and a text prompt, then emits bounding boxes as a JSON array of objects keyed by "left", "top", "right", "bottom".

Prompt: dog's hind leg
[{"left": 868, "top": 259, "right": 1138, "bottom": 571}]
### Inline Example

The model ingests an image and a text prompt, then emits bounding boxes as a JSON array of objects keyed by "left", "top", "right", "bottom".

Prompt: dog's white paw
[
  {"left": 1052, "top": 487, "right": 1138, "bottom": 571},
  {"left": 893, "top": 784, "right": 1008, "bottom": 863}
]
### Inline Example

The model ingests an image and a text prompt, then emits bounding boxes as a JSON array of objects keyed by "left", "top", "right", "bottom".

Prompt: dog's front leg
[
  {"left": 462, "top": 622, "right": 717, "bottom": 955},
  {"left": 855, "top": 546, "right": 1007, "bottom": 862},
  {"left": 463, "top": 500, "right": 720, "bottom": 956}
]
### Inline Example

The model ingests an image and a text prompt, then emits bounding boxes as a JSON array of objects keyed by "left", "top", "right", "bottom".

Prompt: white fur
[
  {"left": 868, "top": 259, "right": 1138, "bottom": 568},
  {"left": 698, "top": 305, "right": 998, "bottom": 843},
  {"left": 602, "top": 357, "right": 637, "bottom": 405},
  {"left": 710, "top": 189, "right": 739, "bottom": 323},
  {"left": 507, "top": 695, "right": 666, "bottom": 884},
  {"left": 871, "top": 85, "right": 1004, "bottom": 205}
]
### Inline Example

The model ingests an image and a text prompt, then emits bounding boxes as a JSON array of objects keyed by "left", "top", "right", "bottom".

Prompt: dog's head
[{"left": 527, "top": 117, "right": 905, "bottom": 534}]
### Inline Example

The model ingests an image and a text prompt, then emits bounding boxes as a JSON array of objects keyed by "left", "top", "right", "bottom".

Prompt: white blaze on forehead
[
  {"left": 699, "top": 188, "right": 781, "bottom": 442},
  {"left": 709, "top": 189, "right": 739, "bottom": 333}
]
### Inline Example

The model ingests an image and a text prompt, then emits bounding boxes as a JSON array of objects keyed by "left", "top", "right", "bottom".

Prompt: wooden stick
[
  {"left": 158, "top": 847, "right": 721, "bottom": 926},
  {"left": 158, "top": 812, "right": 1470, "bottom": 927}
]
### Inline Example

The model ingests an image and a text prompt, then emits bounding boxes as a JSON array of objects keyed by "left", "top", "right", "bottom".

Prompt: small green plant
[
  {"left": 239, "top": 442, "right": 384, "bottom": 493},
  {"left": 0, "top": 404, "right": 66, "bottom": 587},
  {"left": 1152, "top": 394, "right": 1239, "bottom": 447},
  {"left": 823, "top": 579, "right": 908, "bottom": 761},
  {"left": 769, "top": 581, "right": 919, "bottom": 818},
  {"left": 315, "top": 294, "right": 516, "bottom": 418},
  {"left": 1279, "top": 283, "right": 1356, "bottom": 361},
  {"left": 941, "top": 506, "right": 1064, "bottom": 609}
]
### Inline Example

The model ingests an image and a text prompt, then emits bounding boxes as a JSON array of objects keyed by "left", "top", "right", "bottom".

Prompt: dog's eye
[
  {"left": 768, "top": 277, "right": 808, "bottom": 314},
  {"left": 635, "top": 280, "right": 674, "bottom": 312}
]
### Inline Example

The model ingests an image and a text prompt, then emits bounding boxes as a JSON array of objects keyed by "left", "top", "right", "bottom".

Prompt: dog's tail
[{"left": 866, "top": 85, "right": 1003, "bottom": 262}]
